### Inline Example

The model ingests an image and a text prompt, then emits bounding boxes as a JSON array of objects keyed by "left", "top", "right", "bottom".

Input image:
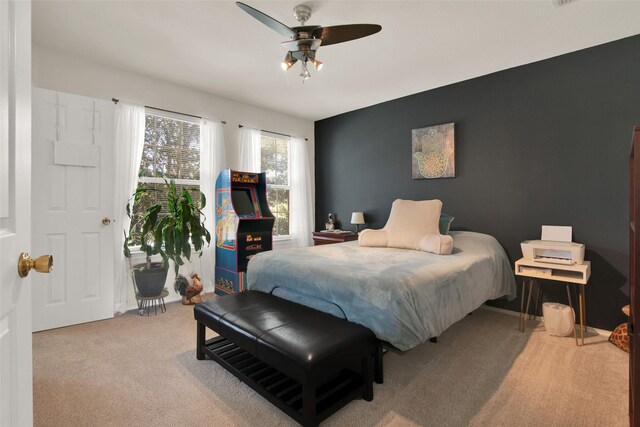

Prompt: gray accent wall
[{"left": 314, "top": 35, "right": 640, "bottom": 331}]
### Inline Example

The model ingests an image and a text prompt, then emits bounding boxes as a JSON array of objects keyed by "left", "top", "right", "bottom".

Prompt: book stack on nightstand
[{"left": 312, "top": 231, "right": 358, "bottom": 246}]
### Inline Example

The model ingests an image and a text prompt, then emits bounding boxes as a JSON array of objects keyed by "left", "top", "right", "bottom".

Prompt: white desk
[{"left": 515, "top": 257, "right": 591, "bottom": 346}]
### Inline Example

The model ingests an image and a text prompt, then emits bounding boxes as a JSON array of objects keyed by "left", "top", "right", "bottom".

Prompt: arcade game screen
[{"left": 231, "top": 188, "right": 257, "bottom": 217}]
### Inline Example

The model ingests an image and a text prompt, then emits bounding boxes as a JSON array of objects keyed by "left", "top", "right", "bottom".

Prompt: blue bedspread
[{"left": 247, "top": 231, "right": 516, "bottom": 351}]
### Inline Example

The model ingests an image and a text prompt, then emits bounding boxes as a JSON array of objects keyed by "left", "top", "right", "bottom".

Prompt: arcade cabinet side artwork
[{"left": 214, "top": 169, "right": 274, "bottom": 295}]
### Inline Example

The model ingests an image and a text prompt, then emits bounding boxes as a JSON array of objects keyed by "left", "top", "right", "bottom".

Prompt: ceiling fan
[{"left": 236, "top": 2, "right": 382, "bottom": 81}]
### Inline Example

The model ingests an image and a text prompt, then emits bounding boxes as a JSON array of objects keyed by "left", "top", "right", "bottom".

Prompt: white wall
[{"left": 32, "top": 44, "right": 315, "bottom": 309}]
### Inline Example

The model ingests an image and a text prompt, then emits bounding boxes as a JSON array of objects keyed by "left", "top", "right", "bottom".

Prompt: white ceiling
[{"left": 32, "top": 1, "right": 640, "bottom": 121}]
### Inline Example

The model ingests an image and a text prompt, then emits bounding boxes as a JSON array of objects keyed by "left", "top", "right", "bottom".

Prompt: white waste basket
[{"left": 542, "top": 302, "right": 575, "bottom": 337}]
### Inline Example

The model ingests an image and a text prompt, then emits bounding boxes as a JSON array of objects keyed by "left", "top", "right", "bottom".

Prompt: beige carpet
[{"left": 33, "top": 297, "right": 628, "bottom": 427}]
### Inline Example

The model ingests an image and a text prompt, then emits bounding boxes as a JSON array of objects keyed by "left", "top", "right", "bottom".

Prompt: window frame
[
  {"left": 261, "top": 131, "right": 291, "bottom": 240},
  {"left": 128, "top": 109, "right": 201, "bottom": 250},
  {"left": 137, "top": 109, "right": 200, "bottom": 188}
]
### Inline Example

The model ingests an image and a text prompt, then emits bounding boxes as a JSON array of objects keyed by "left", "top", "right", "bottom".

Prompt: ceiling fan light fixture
[
  {"left": 281, "top": 60, "right": 294, "bottom": 71},
  {"left": 281, "top": 52, "right": 297, "bottom": 71},
  {"left": 309, "top": 57, "right": 323, "bottom": 71}
]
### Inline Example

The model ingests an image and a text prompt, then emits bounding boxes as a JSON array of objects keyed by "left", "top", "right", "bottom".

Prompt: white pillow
[
  {"left": 419, "top": 233, "right": 454, "bottom": 255},
  {"left": 385, "top": 199, "right": 442, "bottom": 250},
  {"left": 358, "top": 229, "right": 387, "bottom": 247},
  {"left": 358, "top": 199, "right": 453, "bottom": 255}
]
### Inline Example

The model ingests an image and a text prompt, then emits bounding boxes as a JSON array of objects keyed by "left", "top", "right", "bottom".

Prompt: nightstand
[
  {"left": 312, "top": 231, "right": 358, "bottom": 246},
  {"left": 515, "top": 257, "right": 591, "bottom": 346}
]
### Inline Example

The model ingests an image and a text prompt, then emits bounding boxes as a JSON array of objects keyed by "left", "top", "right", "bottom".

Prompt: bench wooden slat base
[{"left": 200, "top": 335, "right": 366, "bottom": 425}]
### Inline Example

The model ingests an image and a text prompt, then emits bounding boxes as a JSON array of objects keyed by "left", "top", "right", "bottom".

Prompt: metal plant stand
[{"left": 136, "top": 289, "right": 169, "bottom": 316}]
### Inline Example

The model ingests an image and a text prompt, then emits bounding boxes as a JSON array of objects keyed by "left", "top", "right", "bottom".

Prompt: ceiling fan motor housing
[
  {"left": 291, "top": 49, "right": 317, "bottom": 62},
  {"left": 283, "top": 37, "right": 322, "bottom": 54}
]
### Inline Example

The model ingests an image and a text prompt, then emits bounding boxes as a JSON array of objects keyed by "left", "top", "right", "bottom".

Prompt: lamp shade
[{"left": 351, "top": 212, "right": 365, "bottom": 225}]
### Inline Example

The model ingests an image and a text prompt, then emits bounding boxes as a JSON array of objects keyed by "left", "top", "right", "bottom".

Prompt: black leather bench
[{"left": 194, "top": 291, "right": 381, "bottom": 427}]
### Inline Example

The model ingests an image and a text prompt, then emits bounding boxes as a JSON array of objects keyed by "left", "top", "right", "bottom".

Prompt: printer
[
  {"left": 520, "top": 225, "right": 585, "bottom": 265},
  {"left": 520, "top": 240, "right": 585, "bottom": 265}
]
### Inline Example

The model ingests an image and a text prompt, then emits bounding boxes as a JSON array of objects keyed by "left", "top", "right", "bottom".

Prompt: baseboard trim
[{"left": 480, "top": 304, "right": 612, "bottom": 336}]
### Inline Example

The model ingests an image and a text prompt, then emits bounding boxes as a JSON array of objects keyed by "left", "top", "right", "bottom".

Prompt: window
[
  {"left": 129, "top": 112, "right": 200, "bottom": 242},
  {"left": 261, "top": 133, "right": 290, "bottom": 237}
]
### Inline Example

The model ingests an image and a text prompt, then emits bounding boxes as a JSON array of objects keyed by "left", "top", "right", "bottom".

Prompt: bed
[{"left": 247, "top": 231, "right": 516, "bottom": 351}]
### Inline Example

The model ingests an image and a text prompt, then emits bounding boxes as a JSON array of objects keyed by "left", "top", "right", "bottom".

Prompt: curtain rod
[
  {"left": 238, "top": 124, "right": 308, "bottom": 141},
  {"left": 111, "top": 98, "right": 226, "bottom": 124}
]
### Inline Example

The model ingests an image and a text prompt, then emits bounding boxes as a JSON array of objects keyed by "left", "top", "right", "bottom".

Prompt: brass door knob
[
  {"left": 17, "top": 253, "right": 53, "bottom": 278},
  {"left": 102, "top": 217, "right": 112, "bottom": 225}
]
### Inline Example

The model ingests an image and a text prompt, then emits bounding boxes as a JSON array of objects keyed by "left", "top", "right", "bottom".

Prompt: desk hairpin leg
[
  {"left": 523, "top": 278, "right": 534, "bottom": 332},
  {"left": 520, "top": 279, "right": 526, "bottom": 332},
  {"left": 579, "top": 284, "right": 585, "bottom": 346},
  {"left": 565, "top": 285, "right": 579, "bottom": 346},
  {"left": 537, "top": 284, "right": 543, "bottom": 319},
  {"left": 583, "top": 285, "right": 587, "bottom": 342},
  {"left": 520, "top": 278, "right": 538, "bottom": 332},
  {"left": 531, "top": 282, "right": 542, "bottom": 320}
]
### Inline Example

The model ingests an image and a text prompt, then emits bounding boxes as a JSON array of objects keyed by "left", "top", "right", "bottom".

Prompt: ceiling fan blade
[
  {"left": 236, "top": 2, "right": 296, "bottom": 39},
  {"left": 313, "top": 24, "right": 382, "bottom": 47}
]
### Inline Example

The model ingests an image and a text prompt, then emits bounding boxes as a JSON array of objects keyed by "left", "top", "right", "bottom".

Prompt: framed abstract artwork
[{"left": 412, "top": 122, "right": 455, "bottom": 179}]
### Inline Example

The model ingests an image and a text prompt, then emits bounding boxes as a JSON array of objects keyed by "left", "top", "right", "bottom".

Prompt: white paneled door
[
  {"left": 31, "top": 88, "right": 115, "bottom": 332},
  {"left": 0, "top": 1, "right": 33, "bottom": 425}
]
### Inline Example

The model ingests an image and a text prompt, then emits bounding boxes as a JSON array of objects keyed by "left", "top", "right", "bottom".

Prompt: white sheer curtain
[
  {"left": 199, "top": 119, "right": 226, "bottom": 291},
  {"left": 113, "top": 103, "right": 145, "bottom": 314},
  {"left": 290, "top": 137, "right": 314, "bottom": 247},
  {"left": 239, "top": 127, "right": 261, "bottom": 172}
]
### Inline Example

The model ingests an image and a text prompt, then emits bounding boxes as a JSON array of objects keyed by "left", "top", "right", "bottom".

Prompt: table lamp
[{"left": 351, "top": 212, "right": 365, "bottom": 233}]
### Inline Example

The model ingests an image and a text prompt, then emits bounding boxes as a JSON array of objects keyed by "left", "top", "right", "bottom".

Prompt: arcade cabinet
[{"left": 214, "top": 169, "right": 274, "bottom": 295}]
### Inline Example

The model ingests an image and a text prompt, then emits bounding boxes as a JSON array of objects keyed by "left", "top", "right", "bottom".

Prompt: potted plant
[{"left": 123, "top": 178, "right": 211, "bottom": 297}]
